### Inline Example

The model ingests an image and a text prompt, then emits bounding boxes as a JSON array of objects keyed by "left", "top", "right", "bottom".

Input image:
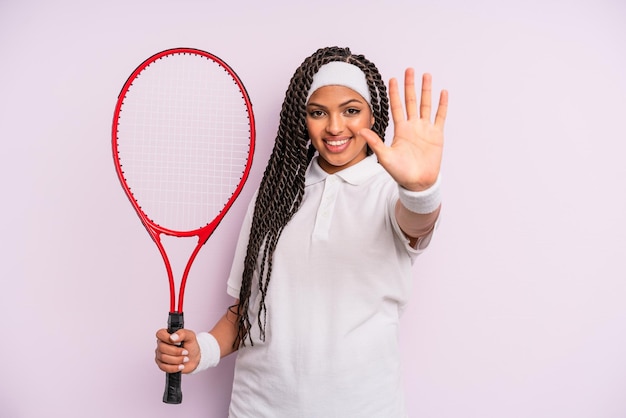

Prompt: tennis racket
[{"left": 111, "top": 48, "right": 255, "bottom": 404}]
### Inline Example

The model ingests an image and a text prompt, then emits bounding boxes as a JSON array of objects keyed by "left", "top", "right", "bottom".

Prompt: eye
[
  {"left": 308, "top": 109, "right": 326, "bottom": 118},
  {"left": 345, "top": 107, "right": 361, "bottom": 116}
]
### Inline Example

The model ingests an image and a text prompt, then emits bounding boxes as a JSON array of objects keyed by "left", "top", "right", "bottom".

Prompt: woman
[{"left": 155, "top": 46, "right": 448, "bottom": 417}]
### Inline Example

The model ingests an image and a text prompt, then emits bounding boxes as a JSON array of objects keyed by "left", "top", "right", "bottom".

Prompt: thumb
[
  {"left": 169, "top": 328, "right": 197, "bottom": 346},
  {"left": 358, "top": 128, "right": 388, "bottom": 159}
]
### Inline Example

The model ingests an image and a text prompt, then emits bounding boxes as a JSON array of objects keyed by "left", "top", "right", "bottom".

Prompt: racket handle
[{"left": 163, "top": 312, "right": 184, "bottom": 404}]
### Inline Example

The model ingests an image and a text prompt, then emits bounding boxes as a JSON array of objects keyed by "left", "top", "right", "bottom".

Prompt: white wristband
[
  {"left": 189, "top": 332, "right": 221, "bottom": 374},
  {"left": 397, "top": 175, "right": 442, "bottom": 214}
]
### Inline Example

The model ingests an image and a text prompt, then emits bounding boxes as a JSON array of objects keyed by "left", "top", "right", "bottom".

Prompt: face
[{"left": 306, "top": 85, "right": 375, "bottom": 174}]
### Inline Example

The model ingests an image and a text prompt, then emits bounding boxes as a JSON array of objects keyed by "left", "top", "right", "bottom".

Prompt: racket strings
[{"left": 117, "top": 53, "right": 252, "bottom": 232}]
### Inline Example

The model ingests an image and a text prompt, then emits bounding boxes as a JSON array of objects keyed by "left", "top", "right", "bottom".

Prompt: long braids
[{"left": 235, "top": 46, "right": 390, "bottom": 346}]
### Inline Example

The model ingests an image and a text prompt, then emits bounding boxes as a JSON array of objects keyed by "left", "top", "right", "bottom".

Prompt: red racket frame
[
  {"left": 111, "top": 48, "right": 255, "bottom": 404},
  {"left": 112, "top": 47, "right": 255, "bottom": 314}
]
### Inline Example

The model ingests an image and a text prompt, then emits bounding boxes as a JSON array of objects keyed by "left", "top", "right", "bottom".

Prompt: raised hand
[{"left": 360, "top": 69, "right": 448, "bottom": 191}]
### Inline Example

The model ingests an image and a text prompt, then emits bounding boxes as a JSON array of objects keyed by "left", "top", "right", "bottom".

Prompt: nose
[{"left": 325, "top": 113, "right": 344, "bottom": 135}]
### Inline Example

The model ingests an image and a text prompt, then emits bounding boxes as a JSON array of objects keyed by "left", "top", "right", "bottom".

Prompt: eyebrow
[{"left": 306, "top": 98, "right": 365, "bottom": 108}]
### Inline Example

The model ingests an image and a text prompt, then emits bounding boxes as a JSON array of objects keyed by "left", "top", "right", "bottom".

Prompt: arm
[
  {"left": 395, "top": 170, "right": 443, "bottom": 248},
  {"left": 396, "top": 201, "right": 440, "bottom": 248},
  {"left": 359, "top": 69, "right": 448, "bottom": 247},
  {"left": 207, "top": 300, "right": 240, "bottom": 358},
  {"left": 155, "top": 299, "right": 240, "bottom": 374}
]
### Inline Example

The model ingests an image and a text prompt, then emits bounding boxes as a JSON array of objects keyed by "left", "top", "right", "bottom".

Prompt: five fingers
[{"left": 389, "top": 69, "right": 448, "bottom": 128}]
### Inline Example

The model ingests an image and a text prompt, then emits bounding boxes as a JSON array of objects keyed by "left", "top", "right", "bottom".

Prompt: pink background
[{"left": 2, "top": 0, "right": 625, "bottom": 417}]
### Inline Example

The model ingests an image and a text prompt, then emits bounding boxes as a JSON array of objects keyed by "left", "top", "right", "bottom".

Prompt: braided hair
[{"left": 235, "top": 46, "right": 390, "bottom": 346}]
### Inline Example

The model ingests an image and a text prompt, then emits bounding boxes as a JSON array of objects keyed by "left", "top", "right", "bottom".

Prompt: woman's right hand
[{"left": 155, "top": 328, "right": 201, "bottom": 374}]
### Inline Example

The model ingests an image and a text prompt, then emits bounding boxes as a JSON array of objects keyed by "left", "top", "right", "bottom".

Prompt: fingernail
[
  {"left": 178, "top": 364, "right": 184, "bottom": 371},
  {"left": 183, "top": 357, "right": 190, "bottom": 363},
  {"left": 170, "top": 333, "right": 180, "bottom": 342},
  {"left": 181, "top": 349, "right": 189, "bottom": 356}
]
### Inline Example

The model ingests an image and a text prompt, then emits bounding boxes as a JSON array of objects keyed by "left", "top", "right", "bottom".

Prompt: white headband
[{"left": 306, "top": 61, "right": 371, "bottom": 106}]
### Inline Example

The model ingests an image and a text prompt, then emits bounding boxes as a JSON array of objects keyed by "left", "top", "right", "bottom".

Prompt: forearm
[
  {"left": 191, "top": 301, "right": 240, "bottom": 374},
  {"left": 208, "top": 302, "right": 240, "bottom": 358},
  {"left": 395, "top": 175, "right": 442, "bottom": 247},
  {"left": 395, "top": 201, "right": 440, "bottom": 247}
]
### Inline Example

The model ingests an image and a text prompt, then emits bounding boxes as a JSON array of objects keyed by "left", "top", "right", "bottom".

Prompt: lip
[{"left": 323, "top": 136, "right": 351, "bottom": 153}]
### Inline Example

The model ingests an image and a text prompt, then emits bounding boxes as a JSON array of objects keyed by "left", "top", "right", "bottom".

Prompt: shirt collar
[{"left": 305, "top": 155, "right": 382, "bottom": 186}]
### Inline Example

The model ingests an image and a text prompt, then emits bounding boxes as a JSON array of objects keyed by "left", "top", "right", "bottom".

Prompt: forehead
[{"left": 307, "top": 85, "right": 368, "bottom": 106}]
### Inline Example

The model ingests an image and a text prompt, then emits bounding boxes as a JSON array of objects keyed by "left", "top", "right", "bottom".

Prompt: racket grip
[{"left": 163, "top": 312, "right": 184, "bottom": 404}]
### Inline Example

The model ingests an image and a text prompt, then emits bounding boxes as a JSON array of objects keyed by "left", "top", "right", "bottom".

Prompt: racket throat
[{"left": 167, "top": 312, "right": 184, "bottom": 333}]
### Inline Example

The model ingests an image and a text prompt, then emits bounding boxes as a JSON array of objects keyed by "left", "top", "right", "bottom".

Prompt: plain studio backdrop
[{"left": 1, "top": 0, "right": 625, "bottom": 417}]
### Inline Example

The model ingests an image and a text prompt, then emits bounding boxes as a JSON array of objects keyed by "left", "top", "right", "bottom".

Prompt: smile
[{"left": 325, "top": 138, "right": 350, "bottom": 146}]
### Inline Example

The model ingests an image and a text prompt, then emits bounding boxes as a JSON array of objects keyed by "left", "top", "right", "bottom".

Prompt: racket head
[{"left": 112, "top": 48, "right": 255, "bottom": 239}]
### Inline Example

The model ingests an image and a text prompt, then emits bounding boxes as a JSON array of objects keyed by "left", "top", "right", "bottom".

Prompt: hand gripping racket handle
[{"left": 163, "top": 312, "right": 185, "bottom": 404}]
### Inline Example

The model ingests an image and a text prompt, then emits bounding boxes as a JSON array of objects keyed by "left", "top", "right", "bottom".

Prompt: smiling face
[{"left": 306, "top": 85, "right": 375, "bottom": 174}]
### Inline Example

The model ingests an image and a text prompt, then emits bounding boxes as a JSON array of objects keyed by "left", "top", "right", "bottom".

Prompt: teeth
[{"left": 327, "top": 139, "right": 349, "bottom": 146}]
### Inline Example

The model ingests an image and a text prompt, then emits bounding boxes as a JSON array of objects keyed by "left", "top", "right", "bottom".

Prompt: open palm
[{"left": 360, "top": 69, "right": 448, "bottom": 191}]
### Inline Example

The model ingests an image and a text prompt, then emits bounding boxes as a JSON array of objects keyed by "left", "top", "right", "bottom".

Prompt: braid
[{"left": 235, "top": 47, "right": 390, "bottom": 346}]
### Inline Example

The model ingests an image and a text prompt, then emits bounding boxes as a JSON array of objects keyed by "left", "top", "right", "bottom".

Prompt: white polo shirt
[{"left": 226, "top": 155, "right": 426, "bottom": 418}]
